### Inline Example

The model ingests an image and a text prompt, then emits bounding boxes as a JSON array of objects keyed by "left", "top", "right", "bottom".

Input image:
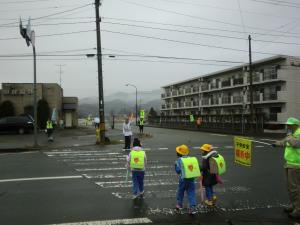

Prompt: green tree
[
  {"left": 0, "top": 100, "right": 15, "bottom": 118},
  {"left": 37, "top": 99, "right": 50, "bottom": 129}
]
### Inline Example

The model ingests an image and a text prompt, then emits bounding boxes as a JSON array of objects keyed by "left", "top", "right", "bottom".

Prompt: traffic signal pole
[{"left": 95, "top": 0, "right": 106, "bottom": 142}]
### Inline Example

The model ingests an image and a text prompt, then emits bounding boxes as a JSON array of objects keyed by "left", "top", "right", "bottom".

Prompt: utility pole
[
  {"left": 95, "top": 0, "right": 105, "bottom": 142},
  {"left": 55, "top": 64, "right": 66, "bottom": 87},
  {"left": 19, "top": 18, "right": 38, "bottom": 148},
  {"left": 248, "top": 35, "right": 254, "bottom": 132}
]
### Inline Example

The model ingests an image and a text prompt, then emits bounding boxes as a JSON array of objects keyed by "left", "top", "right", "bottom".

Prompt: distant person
[
  {"left": 126, "top": 138, "right": 147, "bottom": 199},
  {"left": 123, "top": 118, "right": 132, "bottom": 150},
  {"left": 138, "top": 118, "right": 144, "bottom": 134},
  {"left": 46, "top": 119, "right": 54, "bottom": 142},
  {"left": 272, "top": 117, "right": 300, "bottom": 219},
  {"left": 94, "top": 117, "right": 100, "bottom": 128}
]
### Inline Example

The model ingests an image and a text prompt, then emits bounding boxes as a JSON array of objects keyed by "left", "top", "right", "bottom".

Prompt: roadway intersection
[{"left": 0, "top": 127, "right": 298, "bottom": 225}]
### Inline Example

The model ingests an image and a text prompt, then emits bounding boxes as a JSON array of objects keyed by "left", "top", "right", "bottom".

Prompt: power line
[
  {"left": 100, "top": 29, "right": 296, "bottom": 56},
  {"left": 117, "top": 0, "right": 299, "bottom": 33},
  {"left": 102, "top": 21, "right": 300, "bottom": 45},
  {"left": 153, "top": 0, "right": 300, "bottom": 20},
  {"left": 103, "top": 17, "right": 300, "bottom": 38},
  {"left": 0, "top": 29, "right": 95, "bottom": 40},
  {"left": 0, "top": 3, "right": 93, "bottom": 27},
  {"left": 0, "top": 0, "right": 53, "bottom": 5},
  {"left": 246, "top": 0, "right": 300, "bottom": 8}
]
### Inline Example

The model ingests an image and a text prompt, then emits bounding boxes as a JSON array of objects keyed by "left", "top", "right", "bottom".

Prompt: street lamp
[
  {"left": 19, "top": 18, "right": 38, "bottom": 148},
  {"left": 126, "top": 83, "right": 138, "bottom": 126}
]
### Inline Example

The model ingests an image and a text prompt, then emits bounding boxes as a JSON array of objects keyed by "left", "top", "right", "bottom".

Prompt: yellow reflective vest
[
  {"left": 46, "top": 121, "right": 53, "bottom": 129},
  {"left": 285, "top": 128, "right": 300, "bottom": 167},
  {"left": 181, "top": 157, "right": 201, "bottom": 178},
  {"left": 130, "top": 150, "right": 145, "bottom": 169}
]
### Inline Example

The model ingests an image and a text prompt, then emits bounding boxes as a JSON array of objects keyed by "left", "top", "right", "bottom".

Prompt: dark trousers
[
  {"left": 139, "top": 125, "right": 144, "bottom": 133},
  {"left": 132, "top": 170, "right": 145, "bottom": 195},
  {"left": 124, "top": 135, "right": 131, "bottom": 149},
  {"left": 286, "top": 168, "right": 300, "bottom": 212}
]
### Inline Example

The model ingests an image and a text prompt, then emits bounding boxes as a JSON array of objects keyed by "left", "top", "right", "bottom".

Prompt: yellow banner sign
[{"left": 234, "top": 136, "right": 252, "bottom": 166}]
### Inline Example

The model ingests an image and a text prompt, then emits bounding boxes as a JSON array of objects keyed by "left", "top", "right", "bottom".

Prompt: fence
[{"left": 148, "top": 114, "right": 267, "bottom": 135}]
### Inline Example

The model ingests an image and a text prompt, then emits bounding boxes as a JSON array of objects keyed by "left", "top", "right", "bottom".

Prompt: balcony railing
[
  {"left": 210, "top": 83, "right": 219, "bottom": 90},
  {"left": 192, "top": 87, "right": 198, "bottom": 93},
  {"left": 179, "top": 102, "right": 185, "bottom": 107},
  {"left": 221, "top": 80, "right": 231, "bottom": 88},
  {"left": 193, "top": 101, "right": 199, "bottom": 107},
  {"left": 161, "top": 104, "right": 166, "bottom": 109},
  {"left": 161, "top": 93, "right": 165, "bottom": 98},
  {"left": 178, "top": 90, "right": 184, "bottom": 95},
  {"left": 185, "top": 88, "right": 192, "bottom": 94},
  {"left": 202, "top": 99, "right": 209, "bottom": 105},
  {"left": 233, "top": 96, "right": 242, "bottom": 103},
  {"left": 263, "top": 73, "right": 277, "bottom": 81},
  {"left": 263, "top": 93, "right": 277, "bottom": 101},
  {"left": 166, "top": 92, "right": 171, "bottom": 97},
  {"left": 172, "top": 103, "right": 178, "bottom": 108},
  {"left": 222, "top": 97, "right": 231, "bottom": 104},
  {"left": 211, "top": 98, "right": 219, "bottom": 105},
  {"left": 172, "top": 90, "right": 178, "bottom": 96},
  {"left": 268, "top": 113, "right": 278, "bottom": 122},
  {"left": 201, "top": 85, "right": 209, "bottom": 91},
  {"left": 185, "top": 101, "right": 192, "bottom": 107},
  {"left": 233, "top": 78, "right": 243, "bottom": 85}
]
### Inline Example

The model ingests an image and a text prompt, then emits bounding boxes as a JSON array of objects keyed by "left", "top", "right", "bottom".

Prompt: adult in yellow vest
[
  {"left": 273, "top": 117, "right": 300, "bottom": 219},
  {"left": 175, "top": 144, "right": 200, "bottom": 215},
  {"left": 199, "top": 144, "right": 220, "bottom": 206},
  {"left": 46, "top": 119, "right": 54, "bottom": 141},
  {"left": 126, "top": 138, "right": 147, "bottom": 199},
  {"left": 138, "top": 118, "right": 144, "bottom": 134}
]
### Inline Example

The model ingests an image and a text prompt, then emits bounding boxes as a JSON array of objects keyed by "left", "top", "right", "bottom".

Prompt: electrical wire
[
  {"left": 103, "top": 17, "right": 300, "bottom": 37},
  {"left": 0, "top": 29, "right": 95, "bottom": 40},
  {"left": 0, "top": 2, "right": 93, "bottom": 27}
]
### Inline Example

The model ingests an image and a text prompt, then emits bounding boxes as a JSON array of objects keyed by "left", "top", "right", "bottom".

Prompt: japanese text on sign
[{"left": 234, "top": 136, "right": 252, "bottom": 166}]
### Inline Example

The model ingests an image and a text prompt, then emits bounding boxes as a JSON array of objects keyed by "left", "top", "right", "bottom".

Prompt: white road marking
[
  {"left": 76, "top": 165, "right": 171, "bottom": 172},
  {"left": 255, "top": 146, "right": 264, "bottom": 148},
  {"left": 0, "top": 175, "right": 82, "bottom": 183},
  {"left": 260, "top": 138, "right": 277, "bottom": 142},
  {"left": 193, "top": 146, "right": 219, "bottom": 149},
  {"left": 251, "top": 140, "right": 272, "bottom": 146},
  {"left": 48, "top": 218, "right": 152, "bottom": 225},
  {"left": 158, "top": 147, "right": 168, "bottom": 150},
  {"left": 225, "top": 146, "right": 233, "bottom": 148},
  {"left": 210, "top": 133, "right": 227, "bottom": 137},
  {"left": 96, "top": 179, "right": 178, "bottom": 188}
]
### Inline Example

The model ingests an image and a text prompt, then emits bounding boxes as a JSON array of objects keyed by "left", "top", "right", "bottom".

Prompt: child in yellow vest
[
  {"left": 175, "top": 144, "right": 201, "bottom": 215},
  {"left": 126, "top": 138, "right": 147, "bottom": 199}
]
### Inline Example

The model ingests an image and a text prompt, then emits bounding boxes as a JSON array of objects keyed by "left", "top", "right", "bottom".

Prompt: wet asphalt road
[{"left": 0, "top": 126, "right": 299, "bottom": 225}]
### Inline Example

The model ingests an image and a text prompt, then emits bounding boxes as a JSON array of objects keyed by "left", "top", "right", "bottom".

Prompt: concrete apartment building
[
  {"left": 0, "top": 83, "right": 78, "bottom": 128},
  {"left": 161, "top": 55, "right": 300, "bottom": 126}
]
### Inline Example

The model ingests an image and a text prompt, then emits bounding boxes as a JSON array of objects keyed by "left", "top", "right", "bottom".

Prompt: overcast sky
[{"left": 0, "top": 0, "right": 300, "bottom": 98}]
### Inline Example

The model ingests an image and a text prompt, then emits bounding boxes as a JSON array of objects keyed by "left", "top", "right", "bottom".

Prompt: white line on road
[
  {"left": 158, "top": 147, "right": 168, "bottom": 150},
  {"left": 255, "top": 146, "right": 265, "bottom": 148},
  {"left": 251, "top": 140, "right": 272, "bottom": 146},
  {"left": 76, "top": 165, "right": 171, "bottom": 172},
  {"left": 225, "top": 146, "right": 233, "bottom": 149},
  {"left": 260, "top": 138, "right": 277, "bottom": 142},
  {"left": 48, "top": 218, "right": 152, "bottom": 225},
  {"left": 0, "top": 175, "right": 82, "bottom": 183},
  {"left": 210, "top": 133, "right": 227, "bottom": 137}
]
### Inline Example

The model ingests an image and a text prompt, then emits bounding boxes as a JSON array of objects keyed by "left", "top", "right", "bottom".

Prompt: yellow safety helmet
[
  {"left": 176, "top": 144, "right": 189, "bottom": 156},
  {"left": 286, "top": 117, "right": 300, "bottom": 126},
  {"left": 200, "top": 144, "right": 213, "bottom": 152}
]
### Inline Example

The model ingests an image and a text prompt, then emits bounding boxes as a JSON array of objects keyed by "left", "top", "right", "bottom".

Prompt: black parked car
[{"left": 0, "top": 116, "right": 34, "bottom": 134}]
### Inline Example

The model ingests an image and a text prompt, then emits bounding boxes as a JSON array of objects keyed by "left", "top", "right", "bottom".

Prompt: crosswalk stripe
[
  {"left": 0, "top": 176, "right": 82, "bottom": 183},
  {"left": 48, "top": 217, "right": 152, "bottom": 225}
]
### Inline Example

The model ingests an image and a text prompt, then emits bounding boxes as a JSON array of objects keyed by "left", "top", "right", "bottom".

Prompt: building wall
[
  {"left": 1, "top": 83, "right": 43, "bottom": 115},
  {"left": 161, "top": 56, "right": 300, "bottom": 125}
]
